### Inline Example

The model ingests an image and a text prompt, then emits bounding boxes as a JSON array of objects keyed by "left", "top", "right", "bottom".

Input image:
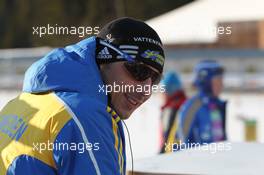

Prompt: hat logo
[
  {"left": 106, "top": 34, "right": 114, "bottom": 43},
  {"left": 141, "top": 50, "right": 164, "bottom": 66},
  {"left": 98, "top": 47, "right": 112, "bottom": 59}
]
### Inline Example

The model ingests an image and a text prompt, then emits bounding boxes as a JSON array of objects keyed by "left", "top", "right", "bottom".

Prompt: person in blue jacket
[
  {"left": 176, "top": 60, "right": 227, "bottom": 148},
  {"left": 0, "top": 17, "right": 165, "bottom": 175}
]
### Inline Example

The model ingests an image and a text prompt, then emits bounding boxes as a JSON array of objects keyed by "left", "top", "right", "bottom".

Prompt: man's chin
[
  {"left": 118, "top": 109, "right": 133, "bottom": 120},
  {"left": 119, "top": 112, "right": 132, "bottom": 120}
]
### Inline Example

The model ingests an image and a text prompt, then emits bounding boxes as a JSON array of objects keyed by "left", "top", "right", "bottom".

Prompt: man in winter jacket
[
  {"left": 174, "top": 60, "right": 227, "bottom": 150},
  {"left": 0, "top": 17, "right": 165, "bottom": 175}
]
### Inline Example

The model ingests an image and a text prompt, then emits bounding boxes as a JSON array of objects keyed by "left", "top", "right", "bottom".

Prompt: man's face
[
  {"left": 101, "top": 61, "right": 160, "bottom": 119},
  {"left": 211, "top": 76, "right": 223, "bottom": 97}
]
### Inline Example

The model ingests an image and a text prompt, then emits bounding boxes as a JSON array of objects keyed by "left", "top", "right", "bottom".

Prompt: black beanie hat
[{"left": 96, "top": 17, "right": 165, "bottom": 73}]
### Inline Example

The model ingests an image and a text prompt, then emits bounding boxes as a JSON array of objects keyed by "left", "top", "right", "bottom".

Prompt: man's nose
[
  {"left": 141, "top": 77, "right": 152, "bottom": 86},
  {"left": 139, "top": 77, "right": 152, "bottom": 96}
]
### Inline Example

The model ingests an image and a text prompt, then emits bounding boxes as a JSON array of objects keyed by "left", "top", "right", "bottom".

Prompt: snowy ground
[{"left": 1, "top": 90, "right": 264, "bottom": 162}]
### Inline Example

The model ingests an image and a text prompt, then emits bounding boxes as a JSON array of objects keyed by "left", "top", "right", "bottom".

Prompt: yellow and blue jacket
[{"left": 0, "top": 37, "right": 126, "bottom": 175}]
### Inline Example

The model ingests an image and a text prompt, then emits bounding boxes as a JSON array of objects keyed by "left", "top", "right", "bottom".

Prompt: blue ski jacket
[
  {"left": 176, "top": 92, "right": 227, "bottom": 145},
  {"left": 0, "top": 36, "right": 126, "bottom": 175}
]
